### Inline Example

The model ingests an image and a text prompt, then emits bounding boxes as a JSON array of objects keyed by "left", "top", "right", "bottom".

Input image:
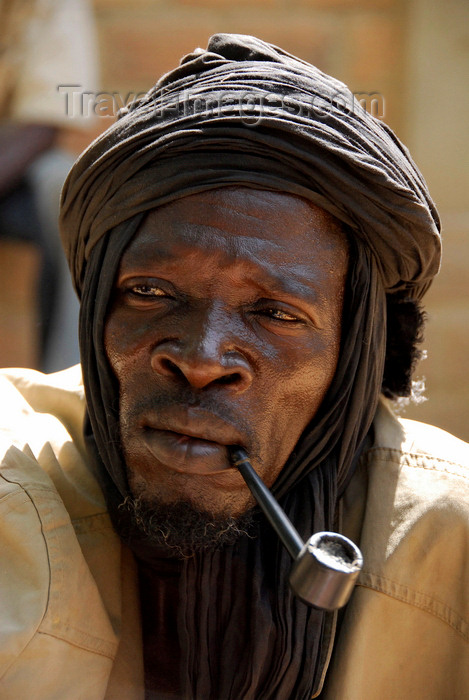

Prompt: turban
[
  {"left": 59, "top": 34, "right": 441, "bottom": 699},
  {"left": 60, "top": 33, "right": 440, "bottom": 300}
]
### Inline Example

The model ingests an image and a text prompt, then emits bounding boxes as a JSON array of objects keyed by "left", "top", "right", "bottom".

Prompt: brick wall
[{"left": 93, "top": 0, "right": 406, "bottom": 133}]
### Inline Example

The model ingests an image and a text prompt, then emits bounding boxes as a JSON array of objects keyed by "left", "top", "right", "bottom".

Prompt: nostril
[
  {"left": 216, "top": 372, "right": 241, "bottom": 386},
  {"left": 159, "top": 357, "right": 186, "bottom": 379},
  {"left": 152, "top": 350, "right": 252, "bottom": 392}
]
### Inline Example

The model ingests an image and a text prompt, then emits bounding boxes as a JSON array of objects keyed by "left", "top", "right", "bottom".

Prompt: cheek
[
  {"left": 259, "top": 328, "right": 341, "bottom": 467},
  {"left": 104, "top": 307, "right": 153, "bottom": 380},
  {"left": 292, "top": 344, "right": 339, "bottom": 413},
  {"left": 273, "top": 328, "right": 340, "bottom": 408}
]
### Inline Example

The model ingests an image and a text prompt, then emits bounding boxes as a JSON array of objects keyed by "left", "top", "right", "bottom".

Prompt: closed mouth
[{"left": 141, "top": 425, "right": 241, "bottom": 475}]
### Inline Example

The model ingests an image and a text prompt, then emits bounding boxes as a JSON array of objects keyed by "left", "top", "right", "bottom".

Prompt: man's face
[{"left": 105, "top": 188, "right": 348, "bottom": 521}]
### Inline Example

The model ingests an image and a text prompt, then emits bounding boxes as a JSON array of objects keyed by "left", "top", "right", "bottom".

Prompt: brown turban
[{"left": 60, "top": 32, "right": 440, "bottom": 301}]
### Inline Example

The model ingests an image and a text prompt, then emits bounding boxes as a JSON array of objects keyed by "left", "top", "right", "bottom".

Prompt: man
[{"left": 0, "top": 34, "right": 467, "bottom": 699}]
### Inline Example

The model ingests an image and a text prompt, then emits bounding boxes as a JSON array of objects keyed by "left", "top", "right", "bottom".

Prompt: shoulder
[
  {"left": 328, "top": 403, "right": 469, "bottom": 698},
  {"left": 364, "top": 398, "right": 469, "bottom": 510},
  {"left": 359, "top": 399, "right": 469, "bottom": 543},
  {"left": 371, "top": 396, "right": 469, "bottom": 472},
  {"left": 0, "top": 365, "right": 105, "bottom": 516},
  {"left": 0, "top": 364, "right": 85, "bottom": 454},
  {"left": 363, "top": 397, "right": 469, "bottom": 538},
  {"left": 0, "top": 364, "right": 85, "bottom": 429},
  {"left": 0, "top": 367, "right": 120, "bottom": 690},
  {"left": 353, "top": 399, "right": 469, "bottom": 641},
  {"left": 0, "top": 363, "right": 85, "bottom": 409}
]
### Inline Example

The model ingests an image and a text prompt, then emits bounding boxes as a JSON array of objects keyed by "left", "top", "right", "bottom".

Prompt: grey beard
[{"left": 118, "top": 494, "right": 257, "bottom": 559}]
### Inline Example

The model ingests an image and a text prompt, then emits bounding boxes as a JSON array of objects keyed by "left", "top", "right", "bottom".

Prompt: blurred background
[{"left": 0, "top": 0, "right": 467, "bottom": 440}]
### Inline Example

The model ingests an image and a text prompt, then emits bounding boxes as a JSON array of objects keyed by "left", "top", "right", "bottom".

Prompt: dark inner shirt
[{"left": 138, "top": 558, "right": 183, "bottom": 699}]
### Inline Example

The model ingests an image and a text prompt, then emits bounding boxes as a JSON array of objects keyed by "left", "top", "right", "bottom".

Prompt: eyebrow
[
  {"left": 251, "top": 265, "right": 325, "bottom": 304},
  {"left": 119, "top": 231, "right": 335, "bottom": 308},
  {"left": 119, "top": 260, "right": 331, "bottom": 322}
]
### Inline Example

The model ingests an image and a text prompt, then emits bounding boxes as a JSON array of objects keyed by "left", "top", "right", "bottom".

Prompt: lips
[{"left": 139, "top": 407, "right": 245, "bottom": 474}]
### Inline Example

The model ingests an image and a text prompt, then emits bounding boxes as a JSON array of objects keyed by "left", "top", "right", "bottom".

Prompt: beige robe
[{"left": 0, "top": 366, "right": 467, "bottom": 699}]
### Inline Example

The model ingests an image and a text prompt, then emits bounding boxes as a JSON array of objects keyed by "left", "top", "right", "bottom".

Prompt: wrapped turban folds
[{"left": 59, "top": 34, "right": 441, "bottom": 700}]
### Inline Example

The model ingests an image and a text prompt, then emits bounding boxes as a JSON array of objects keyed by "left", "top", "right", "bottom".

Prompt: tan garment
[{"left": 0, "top": 366, "right": 467, "bottom": 699}]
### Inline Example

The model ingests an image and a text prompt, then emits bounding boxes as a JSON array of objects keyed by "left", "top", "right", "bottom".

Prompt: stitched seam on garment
[
  {"left": 36, "top": 627, "right": 117, "bottom": 659},
  {"left": 71, "top": 512, "right": 113, "bottom": 535},
  {"left": 33, "top": 491, "right": 119, "bottom": 655},
  {"left": 357, "top": 571, "right": 468, "bottom": 642},
  {"left": 0, "top": 486, "right": 51, "bottom": 680},
  {"left": 0, "top": 462, "right": 118, "bottom": 660},
  {"left": 6, "top": 484, "right": 118, "bottom": 659},
  {"left": 0, "top": 480, "right": 60, "bottom": 494},
  {"left": 0, "top": 489, "right": 32, "bottom": 508},
  {"left": 0, "top": 628, "right": 115, "bottom": 686},
  {"left": 362, "top": 447, "right": 468, "bottom": 480}
]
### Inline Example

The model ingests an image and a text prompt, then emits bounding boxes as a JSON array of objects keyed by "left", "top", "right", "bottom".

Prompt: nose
[{"left": 150, "top": 310, "right": 253, "bottom": 393}]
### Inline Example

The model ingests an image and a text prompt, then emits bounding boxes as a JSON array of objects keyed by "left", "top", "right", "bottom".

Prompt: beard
[{"left": 118, "top": 493, "right": 257, "bottom": 559}]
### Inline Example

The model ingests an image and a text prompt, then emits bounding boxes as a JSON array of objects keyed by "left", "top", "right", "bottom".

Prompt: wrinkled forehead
[
  {"left": 134, "top": 186, "right": 349, "bottom": 256},
  {"left": 114, "top": 187, "right": 350, "bottom": 312}
]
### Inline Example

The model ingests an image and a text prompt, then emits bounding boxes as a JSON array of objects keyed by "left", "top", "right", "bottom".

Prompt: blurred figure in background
[{"left": 0, "top": 0, "right": 98, "bottom": 371}]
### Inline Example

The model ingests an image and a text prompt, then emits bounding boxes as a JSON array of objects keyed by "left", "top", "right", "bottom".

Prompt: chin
[
  {"left": 119, "top": 491, "right": 258, "bottom": 559},
  {"left": 127, "top": 461, "right": 256, "bottom": 517}
]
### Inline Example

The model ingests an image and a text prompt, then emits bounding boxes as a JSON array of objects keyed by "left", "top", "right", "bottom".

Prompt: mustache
[{"left": 121, "top": 388, "right": 262, "bottom": 460}]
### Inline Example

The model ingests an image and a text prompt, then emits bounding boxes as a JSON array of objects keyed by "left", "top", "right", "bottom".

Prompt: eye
[
  {"left": 120, "top": 281, "right": 175, "bottom": 308},
  {"left": 130, "top": 284, "right": 167, "bottom": 298},
  {"left": 252, "top": 301, "right": 309, "bottom": 327},
  {"left": 263, "top": 307, "right": 301, "bottom": 322}
]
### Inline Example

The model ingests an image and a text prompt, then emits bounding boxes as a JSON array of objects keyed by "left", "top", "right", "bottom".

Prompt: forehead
[{"left": 121, "top": 187, "right": 348, "bottom": 275}]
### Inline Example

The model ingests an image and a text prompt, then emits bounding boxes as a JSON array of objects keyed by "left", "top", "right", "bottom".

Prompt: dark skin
[
  {"left": 105, "top": 187, "right": 349, "bottom": 519},
  {"left": 105, "top": 188, "right": 349, "bottom": 694}
]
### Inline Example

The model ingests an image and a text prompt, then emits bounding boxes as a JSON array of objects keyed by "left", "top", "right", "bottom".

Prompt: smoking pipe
[{"left": 228, "top": 446, "right": 363, "bottom": 611}]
